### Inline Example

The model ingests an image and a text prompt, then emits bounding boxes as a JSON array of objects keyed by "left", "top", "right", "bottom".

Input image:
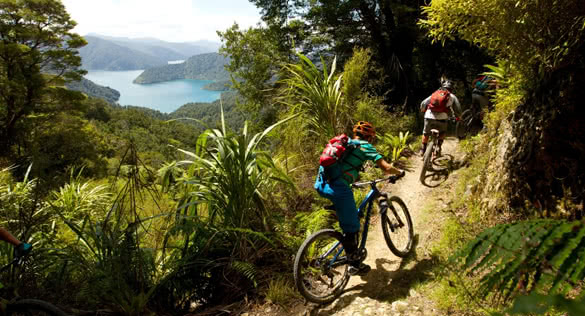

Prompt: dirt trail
[
  {"left": 300, "top": 137, "right": 464, "bottom": 316},
  {"left": 240, "top": 137, "right": 465, "bottom": 316}
]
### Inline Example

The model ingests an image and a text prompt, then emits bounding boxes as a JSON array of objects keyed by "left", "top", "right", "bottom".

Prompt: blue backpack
[{"left": 475, "top": 76, "right": 493, "bottom": 91}]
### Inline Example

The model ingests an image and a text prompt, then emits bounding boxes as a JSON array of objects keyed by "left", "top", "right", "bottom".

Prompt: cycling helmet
[
  {"left": 441, "top": 80, "right": 454, "bottom": 91},
  {"left": 353, "top": 121, "right": 376, "bottom": 138}
]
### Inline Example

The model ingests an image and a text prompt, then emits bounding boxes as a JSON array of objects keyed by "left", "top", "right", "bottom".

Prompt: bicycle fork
[{"left": 379, "top": 194, "right": 405, "bottom": 232}]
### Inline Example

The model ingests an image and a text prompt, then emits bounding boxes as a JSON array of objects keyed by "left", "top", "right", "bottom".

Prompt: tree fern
[{"left": 450, "top": 219, "right": 585, "bottom": 302}]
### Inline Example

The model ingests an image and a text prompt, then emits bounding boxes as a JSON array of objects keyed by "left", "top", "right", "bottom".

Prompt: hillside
[
  {"left": 65, "top": 77, "right": 120, "bottom": 103},
  {"left": 79, "top": 36, "right": 168, "bottom": 70},
  {"left": 79, "top": 34, "right": 221, "bottom": 71},
  {"left": 133, "top": 53, "right": 230, "bottom": 84},
  {"left": 88, "top": 34, "right": 220, "bottom": 57}
]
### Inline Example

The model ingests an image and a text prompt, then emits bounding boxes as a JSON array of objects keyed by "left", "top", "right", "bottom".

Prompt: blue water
[{"left": 85, "top": 70, "right": 222, "bottom": 113}]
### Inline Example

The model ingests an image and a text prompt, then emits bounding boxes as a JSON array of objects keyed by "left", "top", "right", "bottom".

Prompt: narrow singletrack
[{"left": 302, "top": 137, "right": 463, "bottom": 316}]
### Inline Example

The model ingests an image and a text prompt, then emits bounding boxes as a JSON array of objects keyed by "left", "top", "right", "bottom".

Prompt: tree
[
  {"left": 249, "top": 0, "right": 423, "bottom": 107},
  {"left": 0, "top": 0, "right": 87, "bottom": 156}
]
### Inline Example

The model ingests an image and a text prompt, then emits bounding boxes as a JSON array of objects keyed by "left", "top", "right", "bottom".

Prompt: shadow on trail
[
  {"left": 307, "top": 235, "right": 439, "bottom": 316},
  {"left": 420, "top": 153, "right": 466, "bottom": 188}
]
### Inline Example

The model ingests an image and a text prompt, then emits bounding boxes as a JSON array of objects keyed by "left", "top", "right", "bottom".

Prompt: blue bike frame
[{"left": 323, "top": 179, "right": 386, "bottom": 266}]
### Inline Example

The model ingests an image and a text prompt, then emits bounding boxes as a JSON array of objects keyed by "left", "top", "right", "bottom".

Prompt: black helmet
[{"left": 441, "top": 80, "right": 453, "bottom": 91}]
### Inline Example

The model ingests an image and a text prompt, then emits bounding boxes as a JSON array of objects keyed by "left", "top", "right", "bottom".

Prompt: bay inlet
[{"left": 84, "top": 70, "right": 222, "bottom": 113}]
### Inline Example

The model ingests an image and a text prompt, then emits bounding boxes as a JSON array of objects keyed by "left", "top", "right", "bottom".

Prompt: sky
[{"left": 61, "top": 0, "right": 263, "bottom": 43}]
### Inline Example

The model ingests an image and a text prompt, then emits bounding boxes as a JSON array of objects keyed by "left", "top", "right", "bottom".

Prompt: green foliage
[
  {"left": 379, "top": 131, "right": 411, "bottom": 163},
  {"left": 342, "top": 47, "right": 373, "bottom": 110},
  {"left": 294, "top": 207, "right": 334, "bottom": 238},
  {"left": 0, "top": 0, "right": 87, "bottom": 155},
  {"left": 66, "top": 77, "right": 120, "bottom": 104},
  {"left": 420, "top": 0, "right": 585, "bottom": 85},
  {"left": 498, "top": 293, "right": 585, "bottom": 316},
  {"left": 218, "top": 23, "right": 288, "bottom": 113},
  {"left": 168, "top": 92, "right": 247, "bottom": 132},
  {"left": 202, "top": 80, "right": 233, "bottom": 91},
  {"left": 450, "top": 220, "right": 585, "bottom": 303},
  {"left": 167, "top": 112, "right": 295, "bottom": 230},
  {"left": 50, "top": 170, "right": 110, "bottom": 221},
  {"left": 280, "top": 53, "right": 346, "bottom": 139},
  {"left": 27, "top": 113, "right": 110, "bottom": 181},
  {"left": 157, "top": 110, "right": 297, "bottom": 307},
  {"left": 55, "top": 144, "right": 166, "bottom": 313},
  {"left": 264, "top": 275, "right": 300, "bottom": 306}
]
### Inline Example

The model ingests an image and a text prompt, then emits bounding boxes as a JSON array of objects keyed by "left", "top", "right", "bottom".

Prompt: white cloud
[{"left": 61, "top": 0, "right": 261, "bottom": 42}]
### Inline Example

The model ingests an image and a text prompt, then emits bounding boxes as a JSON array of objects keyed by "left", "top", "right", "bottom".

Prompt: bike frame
[{"left": 323, "top": 178, "right": 388, "bottom": 267}]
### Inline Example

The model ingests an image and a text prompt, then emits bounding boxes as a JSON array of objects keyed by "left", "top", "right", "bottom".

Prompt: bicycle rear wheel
[
  {"left": 381, "top": 196, "right": 414, "bottom": 257},
  {"left": 456, "top": 109, "right": 473, "bottom": 139},
  {"left": 419, "top": 141, "right": 434, "bottom": 184},
  {"left": 6, "top": 299, "right": 68, "bottom": 316},
  {"left": 293, "top": 229, "right": 350, "bottom": 304}
]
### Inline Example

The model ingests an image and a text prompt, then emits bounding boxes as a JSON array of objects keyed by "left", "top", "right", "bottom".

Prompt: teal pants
[{"left": 314, "top": 167, "right": 360, "bottom": 233}]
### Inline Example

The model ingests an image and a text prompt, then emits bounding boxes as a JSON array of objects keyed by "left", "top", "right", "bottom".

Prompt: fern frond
[
  {"left": 231, "top": 260, "right": 257, "bottom": 287},
  {"left": 450, "top": 219, "right": 585, "bottom": 302}
]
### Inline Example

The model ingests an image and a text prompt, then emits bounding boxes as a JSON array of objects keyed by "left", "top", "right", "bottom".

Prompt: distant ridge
[
  {"left": 133, "top": 53, "right": 230, "bottom": 84},
  {"left": 79, "top": 34, "right": 221, "bottom": 71}
]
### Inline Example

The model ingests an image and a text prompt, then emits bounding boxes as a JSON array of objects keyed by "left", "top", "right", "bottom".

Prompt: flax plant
[
  {"left": 280, "top": 53, "right": 348, "bottom": 139},
  {"left": 158, "top": 108, "right": 295, "bottom": 305}
]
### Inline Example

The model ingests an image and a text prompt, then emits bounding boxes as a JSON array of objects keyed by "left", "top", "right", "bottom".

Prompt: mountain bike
[
  {"left": 456, "top": 107, "right": 483, "bottom": 139},
  {"left": 0, "top": 252, "right": 68, "bottom": 316},
  {"left": 293, "top": 174, "right": 413, "bottom": 304},
  {"left": 420, "top": 128, "right": 441, "bottom": 184}
]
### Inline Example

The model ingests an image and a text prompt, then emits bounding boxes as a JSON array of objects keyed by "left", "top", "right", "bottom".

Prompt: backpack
[
  {"left": 428, "top": 88, "right": 450, "bottom": 113},
  {"left": 475, "top": 75, "right": 492, "bottom": 91},
  {"left": 319, "top": 134, "right": 352, "bottom": 167}
]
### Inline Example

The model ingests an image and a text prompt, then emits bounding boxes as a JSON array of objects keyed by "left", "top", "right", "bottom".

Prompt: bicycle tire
[
  {"left": 381, "top": 196, "right": 414, "bottom": 257},
  {"left": 456, "top": 109, "right": 473, "bottom": 139},
  {"left": 6, "top": 299, "right": 68, "bottom": 316},
  {"left": 419, "top": 140, "right": 434, "bottom": 184},
  {"left": 293, "top": 229, "right": 350, "bottom": 304}
]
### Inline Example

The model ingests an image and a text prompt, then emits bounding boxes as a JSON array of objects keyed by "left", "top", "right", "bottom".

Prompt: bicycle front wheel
[
  {"left": 420, "top": 141, "right": 434, "bottom": 184},
  {"left": 293, "top": 229, "right": 350, "bottom": 304},
  {"left": 6, "top": 299, "right": 69, "bottom": 316},
  {"left": 381, "top": 196, "right": 414, "bottom": 257},
  {"left": 456, "top": 109, "right": 473, "bottom": 139}
]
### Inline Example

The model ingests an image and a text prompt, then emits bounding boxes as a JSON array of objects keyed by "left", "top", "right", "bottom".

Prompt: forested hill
[
  {"left": 65, "top": 77, "right": 120, "bottom": 104},
  {"left": 79, "top": 35, "right": 221, "bottom": 71},
  {"left": 133, "top": 53, "right": 230, "bottom": 84},
  {"left": 79, "top": 36, "right": 168, "bottom": 70},
  {"left": 88, "top": 34, "right": 220, "bottom": 58}
]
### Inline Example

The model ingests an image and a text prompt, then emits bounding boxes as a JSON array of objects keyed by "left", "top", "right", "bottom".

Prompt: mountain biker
[
  {"left": 419, "top": 79, "right": 459, "bottom": 157},
  {"left": 0, "top": 227, "right": 31, "bottom": 257},
  {"left": 471, "top": 74, "right": 497, "bottom": 114},
  {"left": 314, "top": 121, "right": 405, "bottom": 276}
]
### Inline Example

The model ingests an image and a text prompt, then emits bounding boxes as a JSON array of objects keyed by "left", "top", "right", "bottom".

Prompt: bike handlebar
[{"left": 352, "top": 172, "right": 404, "bottom": 188}]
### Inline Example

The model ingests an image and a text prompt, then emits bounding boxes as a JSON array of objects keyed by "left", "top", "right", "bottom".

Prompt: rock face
[{"left": 476, "top": 62, "right": 585, "bottom": 217}]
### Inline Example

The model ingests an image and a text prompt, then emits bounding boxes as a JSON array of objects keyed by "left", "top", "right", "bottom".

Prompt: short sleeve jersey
[{"left": 339, "top": 139, "right": 383, "bottom": 185}]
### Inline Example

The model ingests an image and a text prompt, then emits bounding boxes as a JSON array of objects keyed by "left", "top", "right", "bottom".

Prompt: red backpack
[
  {"left": 428, "top": 88, "right": 450, "bottom": 113},
  {"left": 319, "top": 134, "right": 354, "bottom": 167}
]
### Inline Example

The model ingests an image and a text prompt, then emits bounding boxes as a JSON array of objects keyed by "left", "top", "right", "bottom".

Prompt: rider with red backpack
[
  {"left": 314, "top": 121, "right": 405, "bottom": 276},
  {"left": 419, "top": 80, "right": 460, "bottom": 156}
]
